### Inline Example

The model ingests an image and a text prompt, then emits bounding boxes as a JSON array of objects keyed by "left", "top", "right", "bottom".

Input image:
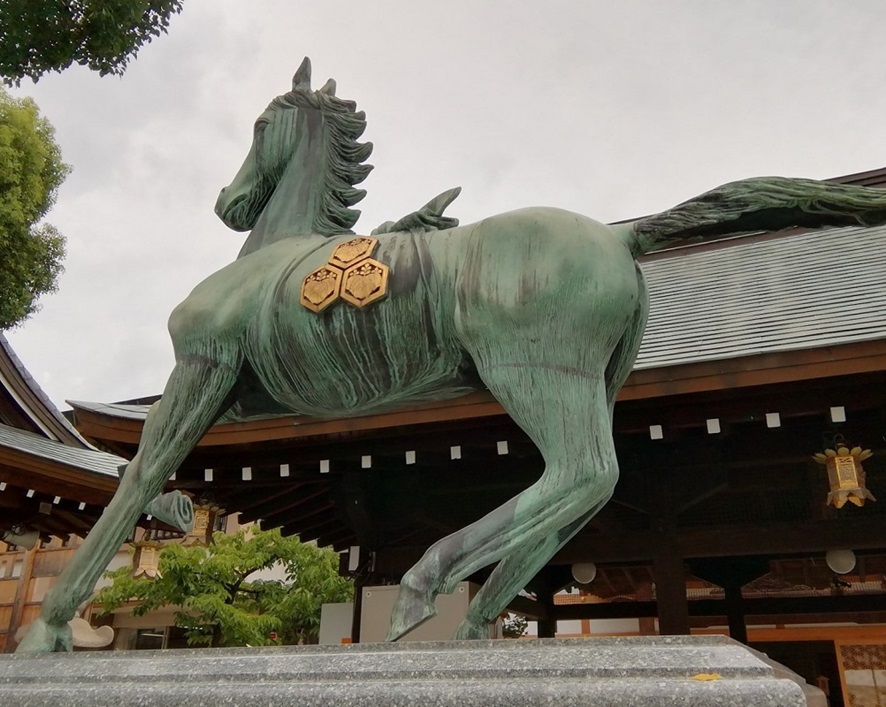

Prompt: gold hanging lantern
[
  {"left": 132, "top": 540, "right": 163, "bottom": 579},
  {"left": 183, "top": 503, "right": 223, "bottom": 545},
  {"left": 814, "top": 445, "right": 876, "bottom": 509}
]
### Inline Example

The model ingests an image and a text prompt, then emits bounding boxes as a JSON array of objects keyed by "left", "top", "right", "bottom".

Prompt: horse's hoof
[
  {"left": 386, "top": 584, "right": 437, "bottom": 641},
  {"left": 454, "top": 618, "right": 489, "bottom": 641},
  {"left": 15, "top": 617, "right": 73, "bottom": 653}
]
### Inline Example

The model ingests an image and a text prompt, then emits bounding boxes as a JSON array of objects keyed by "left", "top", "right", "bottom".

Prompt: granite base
[{"left": 0, "top": 635, "right": 820, "bottom": 706}]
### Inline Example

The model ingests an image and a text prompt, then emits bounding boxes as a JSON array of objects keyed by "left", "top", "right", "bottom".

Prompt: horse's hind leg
[
  {"left": 453, "top": 500, "right": 605, "bottom": 639},
  {"left": 453, "top": 271, "right": 648, "bottom": 639},
  {"left": 387, "top": 364, "right": 619, "bottom": 641},
  {"left": 16, "top": 349, "right": 240, "bottom": 652}
]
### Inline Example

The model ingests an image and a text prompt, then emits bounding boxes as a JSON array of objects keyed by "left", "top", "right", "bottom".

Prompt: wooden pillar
[
  {"left": 535, "top": 572, "right": 558, "bottom": 638},
  {"left": 690, "top": 557, "right": 767, "bottom": 646},
  {"left": 652, "top": 536, "right": 690, "bottom": 635},
  {"left": 536, "top": 614, "right": 557, "bottom": 638},
  {"left": 649, "top": 472, "right": 689, "bottom": 636},
  {"left": 6, "top": 542, "right": 39, "bottom": 653},
  {"left": 637, "top": 581, "right": 657, "bottom": 635},
  {"left": 350, "top": 577, "right": 365, "bottom": 644},
  {"left": 723, "top": 582, "right": 747, "bottom": 645}
]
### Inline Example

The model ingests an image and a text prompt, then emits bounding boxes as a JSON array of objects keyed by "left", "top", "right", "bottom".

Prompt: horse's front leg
[{"left": 16, "top": 349, "right": 240, "bottom": 653}]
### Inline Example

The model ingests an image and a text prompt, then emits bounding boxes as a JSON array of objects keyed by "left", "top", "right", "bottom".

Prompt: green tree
[
  {"left": 0, "top": 88, "right": 68, "bottom": 330},
  {"left": 95, "top": 527, "right": 354, "bottom": 647},
  {"left": 0, "top": 1, "right": 184, "bottom": 86}
]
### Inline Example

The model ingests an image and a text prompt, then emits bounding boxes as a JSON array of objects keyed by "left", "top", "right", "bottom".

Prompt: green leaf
[
  {"left": 0, "top": 87, "right": 68, "bottom": 329},
  {"left": 93, "top": 527, "right": 354, "bottom": 646},
  {"left": 0, "top": 1, "right": 184, "bottom": 85}
]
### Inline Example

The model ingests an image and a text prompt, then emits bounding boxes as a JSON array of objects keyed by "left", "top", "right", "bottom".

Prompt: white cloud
[{"left": 6, "top": 0, "right": 886, "bottom": 407}]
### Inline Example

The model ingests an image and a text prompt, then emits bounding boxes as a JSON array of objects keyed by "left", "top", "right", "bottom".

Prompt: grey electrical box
[{"left": 360, "top": 582, "right": 499, "bottom": 643}]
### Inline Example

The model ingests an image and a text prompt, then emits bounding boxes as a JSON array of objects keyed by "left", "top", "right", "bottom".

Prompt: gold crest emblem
[
  {"left": 329, "top": 237, "right": 379, "bottom": 269},
  {"left": 300, "top": 236, "right": 389, "bottom": 312},
  {"left": 300, "top": 265, "right": 342, "bottom": 313},
  {"left": 341, "top": 259, "right": 390, "bottom": 307}
]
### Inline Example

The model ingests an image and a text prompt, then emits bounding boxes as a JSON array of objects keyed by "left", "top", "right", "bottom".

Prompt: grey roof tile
[
  {"left": 66, "top": 401, "right": 150, "bottom": 421},
  {"left": 0, "top": 423, "right": 124, "bottom": 477},
  {"left": 0, "top": 332, "right": 91, "bottom": 445},
  {"left": 636, "top": 224, "right": 886, "bottom": 369}
]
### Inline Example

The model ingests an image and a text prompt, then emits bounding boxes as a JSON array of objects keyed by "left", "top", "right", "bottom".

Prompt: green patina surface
[{"left": 17, "top": 58, "right": 886, "bottom": 652}]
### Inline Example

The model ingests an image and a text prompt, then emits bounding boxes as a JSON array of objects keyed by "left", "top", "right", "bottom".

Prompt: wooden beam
[
  {"left": 258, "top": 488, "right": 330, "bottom": 528},
  {"left": 552, "top": 593, "right": 886, "bottom": 621},
  {"left": 693, "top": 593, "right": 886, "bottom": 616},
  {"left": 315, "top": 527, "right": 357, "bottom": 549},
  {"left": 235, "top": 482, "right": 312, "bottom": 523},
  {"left": 297, "top": 519, "right": 343, "bottom": 542},
  {"left": 72, "top": 391, "right": 508, "bottom": 450},
  {"left": 553, "top": 601, "right": 657, "bottom": 620},
  {"left": 71, "top": 341, "right": 886, "bottom": 451},
  {"left": 278, "top": 503, "right": 335, "bottom": 535},
  {"left": 173, "top": 478, "right": 312, "bottom": 491},
  {"left": 506, "top": 594, "right": 548, "bottom": 621},
  {"left": 50, "top": 509, "right": 93, "bottom": 535},
  {"left": 555, "top": 516, "right": 886, "bottom": 564},
  {"left": 618, "top": 340, "right": 886, "bottom": 402},
  {"left": 0, "top": 454, "right": 117, "bottom": 504}
]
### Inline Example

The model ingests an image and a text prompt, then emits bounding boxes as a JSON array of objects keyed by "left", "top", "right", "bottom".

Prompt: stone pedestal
[{"left": 0, "top": 635, "right": 820, "bottom": 706}]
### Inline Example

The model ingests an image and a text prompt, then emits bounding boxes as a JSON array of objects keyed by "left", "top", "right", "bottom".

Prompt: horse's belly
[{"left": 245, "top": 232, "right": 472, "bottom": 417}]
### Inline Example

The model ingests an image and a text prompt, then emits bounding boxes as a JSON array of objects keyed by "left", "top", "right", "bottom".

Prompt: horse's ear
[
  {"left": 319, "top": 78, "right": 336, "bottom": 96},
  {"left": 293, "top": 57, "right": 312, "bottom": 90}
]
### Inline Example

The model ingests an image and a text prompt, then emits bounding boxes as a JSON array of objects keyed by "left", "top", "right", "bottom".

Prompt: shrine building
[{"left": 3, "top": 166, "right": 886, "bottom": 703}]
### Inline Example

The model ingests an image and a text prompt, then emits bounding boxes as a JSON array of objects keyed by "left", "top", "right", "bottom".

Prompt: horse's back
[{"left": 172, "top": 208, "right": 642, "bottom": 418}]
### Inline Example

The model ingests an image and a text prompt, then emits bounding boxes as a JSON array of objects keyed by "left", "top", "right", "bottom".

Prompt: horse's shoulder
[{"left": 170, "top": 241, "right": 317, "bottom": 338}]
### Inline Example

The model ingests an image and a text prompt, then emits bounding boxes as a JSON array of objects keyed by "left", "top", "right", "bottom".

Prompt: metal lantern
[
  {"left": 813, "top": 445, "right": 876, "bottom": 509},
  {"left": 183, "top": 503, "right": 223, "bottom": 545},
  {"left": 132, "top": 541, "right": 163, "bottom": 579}
]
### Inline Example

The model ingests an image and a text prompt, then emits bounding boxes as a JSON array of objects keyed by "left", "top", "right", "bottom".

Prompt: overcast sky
[{"left": 6, "top": 0, "right": 886, "bottom": 410}]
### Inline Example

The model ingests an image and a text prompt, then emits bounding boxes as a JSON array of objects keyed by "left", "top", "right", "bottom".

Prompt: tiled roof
[
  {"left": 0, "top": 332, "right": 89, "bottom": 445},
  {"left": 66, "top": 401, "right": 150, "bottom": 421},
  {"left": 635, "top": 224, "right": 886, "bottom": 369},
  {"left": 0, "top": 423, "right": 123, "bottom": 477}
]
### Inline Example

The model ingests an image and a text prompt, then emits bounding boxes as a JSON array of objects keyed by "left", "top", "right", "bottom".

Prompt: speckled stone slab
[{"left": 0, "top": 635, "right": 812, "bottom": 706}]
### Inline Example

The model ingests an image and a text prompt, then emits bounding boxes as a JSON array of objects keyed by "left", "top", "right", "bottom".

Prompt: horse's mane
[{"left": 271, "top": 87, "right": 373, "bottom": 236}]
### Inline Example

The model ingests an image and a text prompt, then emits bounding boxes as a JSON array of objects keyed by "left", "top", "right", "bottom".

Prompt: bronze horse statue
[{"left": 18, "top": 58, "right": 886, "bottom": 651}]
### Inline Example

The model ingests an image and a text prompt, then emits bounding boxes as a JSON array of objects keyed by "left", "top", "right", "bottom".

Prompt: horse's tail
[{"left": 618, "top": 176, "right": 886, "bottom": 258}]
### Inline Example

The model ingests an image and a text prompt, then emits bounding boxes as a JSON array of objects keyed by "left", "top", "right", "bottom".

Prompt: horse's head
[{"left": 215, "top": 57, "right": 373, "bottom": 235}]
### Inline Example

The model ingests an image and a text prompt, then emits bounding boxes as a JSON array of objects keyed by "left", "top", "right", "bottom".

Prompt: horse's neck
[{"left": 237, "top": 122, "right": 333, "bottom": 260}]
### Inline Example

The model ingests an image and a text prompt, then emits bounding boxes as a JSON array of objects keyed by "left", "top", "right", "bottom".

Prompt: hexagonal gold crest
[
  {"left": 341, "top": 258, "right": 389, "bottom": 308},
  {"left": 329, "top": 236, "right": 379, "bottom": 270},
  {"left": 300, "top": 265, "right": 342, "bottom": 313}
]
